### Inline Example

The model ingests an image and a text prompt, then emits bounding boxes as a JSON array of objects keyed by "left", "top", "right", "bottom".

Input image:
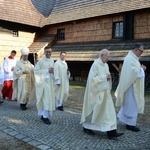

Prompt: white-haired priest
[{"left": 81, "top": 49, "right": 124, "bottom": 139}]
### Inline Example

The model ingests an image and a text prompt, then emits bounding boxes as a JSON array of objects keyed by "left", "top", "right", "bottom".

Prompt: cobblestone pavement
[{"left": 0, "top": 97, "right": 150, "bottom": 150}]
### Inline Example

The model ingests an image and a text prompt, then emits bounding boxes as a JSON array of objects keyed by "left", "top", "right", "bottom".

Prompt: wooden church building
[{"left": 0, "top": 0, "right": 150, "bottom": 81}]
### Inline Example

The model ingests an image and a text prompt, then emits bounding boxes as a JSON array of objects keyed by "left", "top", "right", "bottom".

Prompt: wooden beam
[
  {"left": 112, "top": 63, "right": 119, "bottom": 72},
  {"left": 112, "top": 63, "right": 123, "bottom": 73}
]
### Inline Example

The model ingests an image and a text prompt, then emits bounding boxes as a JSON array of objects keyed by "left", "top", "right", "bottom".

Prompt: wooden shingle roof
[
  {"left": 0, "top": 0, "right": 150, "bottom": 27},
  {"left": 0, "top": 0, "right": 46, "bottom": 27},
  {"left": 52, "top": 40, "right": 150, "bottom": 61},
  {"left": 29, "top": 34, "right": 56, "bottom": 54},
  {"left": 46, "top": 0, "right": 150, "bottom": 25}
]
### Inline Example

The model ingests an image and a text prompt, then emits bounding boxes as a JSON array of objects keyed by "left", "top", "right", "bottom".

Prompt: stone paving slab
[{"left": 0, "top": 100, "right": 150, "bottom": 150}]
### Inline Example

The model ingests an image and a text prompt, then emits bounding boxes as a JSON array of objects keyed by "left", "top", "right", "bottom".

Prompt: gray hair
[
  {"left": 99, "top": 49, "right": 109, "bottom": 56},
  {"left": 133, "top": 43, "right": 144, "bottom": 49}
]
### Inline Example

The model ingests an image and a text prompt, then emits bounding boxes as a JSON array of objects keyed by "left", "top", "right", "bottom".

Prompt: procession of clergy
[{"left": 0, "top": 43, "right": 146, "bottom": 139}]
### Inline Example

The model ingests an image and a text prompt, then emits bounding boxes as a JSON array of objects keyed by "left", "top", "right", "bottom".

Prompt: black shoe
[
  {"left": 126, "top": 125, "right": 140, "bottom": 132},
  {"left": 20, "top": 107, "right": 27, "bottom": 110},
  {"left": 41, "top": 116, "right": 44, "bottom": 120},
  {"left": 23, "top": 103, "right": 27, "bottom": 107},
  {"left": 42, "top": 118, "right": 51, "bottom": 125},
  {"left": 107, "top": 130, "right": 124, "bottom": 139},
  {"left": 57, "top": 105, "right": 64, "bottom": 111},
  {"left": 0, "top": 100, "right": 4, "bottom": 104},
  {"left": 2, "top": 96, "right": 5, "bottom": 100},
  {"left": 20, "top": 104, "right": 27, "bottom": 110},
  {"left": 20, "top": 106, "right": 27, "bottom": 110},
  {"left": 83, "top": 127, "right": 95, "bottom": 135}
]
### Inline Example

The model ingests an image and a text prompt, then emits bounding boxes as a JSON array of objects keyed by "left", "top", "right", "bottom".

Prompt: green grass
[
  {"left": 145, "top": 91, "right": 150, "bottom": 96},
  {"left": 69, "top": 82, "right": 150, "bottom": 98},
  {"left": 69, "top": 82, "right": 86, "bottom": 89}
]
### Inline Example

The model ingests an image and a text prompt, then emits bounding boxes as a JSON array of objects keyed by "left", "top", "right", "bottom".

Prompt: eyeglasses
[
  {"left": 137, "top": 48, "right": 143, "bottom": 53},
  {"left": 45, "top": 51, "right": 52, "bottom": 54}
]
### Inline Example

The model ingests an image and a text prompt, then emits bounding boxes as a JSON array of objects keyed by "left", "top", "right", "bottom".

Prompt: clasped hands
[
  {"left": 11, "top": 66, "right": 14, "bottom": 71},
  {"left": 49, "top": 67, "right": 54, "bottom": 73},
  {"left": 141, "top": 64, "right": 146, "bottom": 71},
  {"left": 107, "top": 74, "right": 111, "bottom": 81}
]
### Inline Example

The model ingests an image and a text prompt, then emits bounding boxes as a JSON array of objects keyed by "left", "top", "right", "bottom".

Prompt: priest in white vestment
[
  {"left": 12, "top": 47, "right": 35, "bottom": 110},
  {"left": 115, "top": 43, "right": 146, "bottom": 132},
  {"left": 34, "top": 46, "right": 55, "bottom": 125},
  {"left": 54, "top": 52, "right": 70, "bottom": 111},
  {"left": 81, "top": 49, "right": 123, "bottom": 139}
]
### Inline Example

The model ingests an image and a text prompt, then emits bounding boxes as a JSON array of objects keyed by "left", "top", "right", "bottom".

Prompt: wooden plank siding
[
  {"left": 43, "top": 10, "right": 150, "bottom": 44},
  {"left": 44, "top": 14, "right": 123, "bottom": 43},
  {"left": 0, "top": 27, "right": 36, "bottom": 63}
]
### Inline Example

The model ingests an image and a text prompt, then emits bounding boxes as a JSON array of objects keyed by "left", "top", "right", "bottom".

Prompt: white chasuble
[
  {"left": 81, "top": 58, "right": 117, "bottom": 132},
  {"left": 115, "top": 51, "right": 145, "bottom": 114},
  {"left": 12, "top": 59, "right": 35, "bottom": 104},
  {"left": 34, "top": 56, "right": 55, "bottom": 111},
  {"left": 54, "top": 58, "right": 69, "bottom": 103}
]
